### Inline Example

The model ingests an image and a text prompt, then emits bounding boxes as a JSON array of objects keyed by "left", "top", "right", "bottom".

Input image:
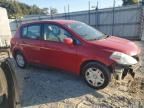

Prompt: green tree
[
  {"left": 0, "top": 0, "right": 56, "bottom": 18},
  {"left": 50, "top": 8, "right": 58, "bottom": 15},
  {"left": 42, "top": 8, "right": 49, "bottom": 14},
  {"left": 123, "top": 0, "right": 141, "bottom": 5},
  {"left": 19, "top": 3, "right": 31, "bottom": 15},
  {"left": 30, "top": 5, "right": 41, "bottom": 15},
  {"left": 13, "top": 1, "right": 23, "bottom": 18}
]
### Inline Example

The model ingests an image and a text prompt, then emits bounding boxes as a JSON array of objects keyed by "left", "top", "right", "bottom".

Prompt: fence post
[
  {"left": 51, "top": 14, "right": 53, "bottom": 19},
  {"left": 50, "top": 7, "right": 53, "bottom": 19},
  {"left": 38, "top": 15, "right": 41, "bottom": 21},
  {"left": 64, "top": 6, "right": 67, "bottom": 19},
  {"left": 88, "top": 1, "right": 90, "bottom": 25},
  {"left": 15, "top": 18, "right": 19, "bottom": 29},
  {"left": 112, "top": 0, "right": 115, "bottom": 35},
  {"left": 140, "top": 4, "right": 144, "bottom": 40},
  {"left": 68, "top": 4, "right": 70, "bottom": 19},
  {"left": 97, "top": 9, "right": 99, "bottom": 29},
  {"left": 95, "top": 1, "right": 99, "bottom": 28},
  {"left": 95, "top": 6, "right": 99, "bottom": 28},
  {"left": 94, "top": 9, "right": 97, "bottom": 28}
]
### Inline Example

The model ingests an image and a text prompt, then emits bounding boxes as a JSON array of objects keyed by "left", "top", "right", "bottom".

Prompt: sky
[{"left": 20, "top": 0, "right": 123, "bottom": 13}]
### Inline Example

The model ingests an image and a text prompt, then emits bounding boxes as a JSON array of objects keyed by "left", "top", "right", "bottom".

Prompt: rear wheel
[
  {"left": 82, "top": 62, "right": 111, "bottom": 89},
  {"left": 15, "top": 52, "right": 26, "bottom": 68}
]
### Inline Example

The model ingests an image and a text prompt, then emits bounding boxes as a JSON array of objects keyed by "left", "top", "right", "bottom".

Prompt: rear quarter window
[{"left": 21, "top": 24, "right": 41, "bottom": 39}]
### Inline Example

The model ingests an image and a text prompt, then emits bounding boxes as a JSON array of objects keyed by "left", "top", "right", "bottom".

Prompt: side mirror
[{"left": 64, "top": 38, "right": 73, "bottom": 45}]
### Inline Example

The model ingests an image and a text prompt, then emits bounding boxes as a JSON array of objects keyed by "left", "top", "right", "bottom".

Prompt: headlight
[{"left": 110, "top": 52, "right": 137, "bottom": 65}]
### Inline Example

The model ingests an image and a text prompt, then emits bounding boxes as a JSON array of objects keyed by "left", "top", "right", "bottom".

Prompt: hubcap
[
  {"left": 85, "top": 67, "right": 105, "bottom": 87},
  {"left": 16, "top": 54, "right": 24, "bottom": 67}
]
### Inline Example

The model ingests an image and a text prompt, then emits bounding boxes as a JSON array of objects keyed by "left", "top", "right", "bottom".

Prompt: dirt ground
[{"left": 11, "top": 41, "right": 144, "bottom": 108}]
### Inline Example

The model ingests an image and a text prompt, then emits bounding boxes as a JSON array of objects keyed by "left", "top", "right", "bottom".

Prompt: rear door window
[{"left": 21, "top": 24, "right": 41, "bottom": 39}]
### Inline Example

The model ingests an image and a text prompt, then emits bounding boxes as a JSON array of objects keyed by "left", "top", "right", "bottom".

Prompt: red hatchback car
[{"left": 11, "top": 20, "right": 140, "bottom": 89}]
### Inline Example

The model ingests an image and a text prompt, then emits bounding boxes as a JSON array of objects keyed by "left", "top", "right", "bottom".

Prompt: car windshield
[{"left": 66, "top": 22, "right": 107, "bottom": 41}]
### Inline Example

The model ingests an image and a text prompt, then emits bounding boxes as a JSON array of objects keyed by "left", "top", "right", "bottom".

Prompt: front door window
[
  {"left": 22, "top": 24, "right": 41, "bottom": 40},
  {"left": 44, "top": 24, "right": 71, "bottom": 42}
]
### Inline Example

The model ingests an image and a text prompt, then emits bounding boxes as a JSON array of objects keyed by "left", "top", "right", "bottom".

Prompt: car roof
[{"left": 21, "top": 20, "right": 78, "bottom": 26}]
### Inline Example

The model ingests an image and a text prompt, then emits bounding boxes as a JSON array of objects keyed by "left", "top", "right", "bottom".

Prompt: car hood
[{"left": 89, "top": 36, "right": 140, "bottom": 56}]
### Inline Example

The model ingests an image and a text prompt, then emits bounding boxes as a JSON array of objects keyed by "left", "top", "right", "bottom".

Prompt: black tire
[
  {"left": 82, "top": 62, "right": 111, "bottom": 90},
  {"left": 0, "top": 64, "right": 8, "bottom": 108},
  {"left": 15, "top": 51, "right": 26, "bottom": 68},
  {"left": 0, "top": 59, "right": 21, "bottom": 108}
]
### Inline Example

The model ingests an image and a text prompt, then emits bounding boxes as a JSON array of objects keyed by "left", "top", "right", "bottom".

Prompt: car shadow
[{"left": 14, "top": 64, "right": 104, "bottom": 107}]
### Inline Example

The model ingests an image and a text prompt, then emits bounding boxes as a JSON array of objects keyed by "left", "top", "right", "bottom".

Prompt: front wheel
[
  {"left": 82, "top": 62, "right": 111, "bottom": 90},
  {"left": 15, "top": 52, "right": 26, "bottom": 68}
]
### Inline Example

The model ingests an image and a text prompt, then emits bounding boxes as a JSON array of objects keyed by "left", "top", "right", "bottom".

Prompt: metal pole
[
  {"left": 112, "top": 0, "right": 115, "bottom": 35},
  {"left": 68, "top": 4, "right": 70, "bottom": 19},
  {"left": 139, "top": 1, "right": 143, "bottom": 39},
  {"left": 95, "top": 9, "right": 96, "bottom": 28},
  {"left": 96, "top": 0, "right": 98, "bottom": 28},
  {"left": 50, "top": 7, "right": 52, "bottom": 19},
  {"left": 64, "top": 6, "right": 66, "bottom": 19},
  {"left": 88, "top": 0, "right": 90, "bottom": 25},
  {"left": 15, "top": 18, "right": 18, "bottom": 28}
]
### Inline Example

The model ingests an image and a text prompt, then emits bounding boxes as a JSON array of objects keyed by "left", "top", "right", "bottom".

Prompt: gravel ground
[{"left": 11, "top": 41, "right": 144, "bottom": 108}]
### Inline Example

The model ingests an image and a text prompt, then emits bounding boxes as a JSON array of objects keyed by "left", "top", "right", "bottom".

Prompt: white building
[{"left": 0, "top": 7, "right": 12, "bottom": 47}]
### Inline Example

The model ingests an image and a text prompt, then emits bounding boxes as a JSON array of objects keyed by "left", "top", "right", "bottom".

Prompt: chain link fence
[{"left": 10, "top": 4, "right": 144, "bottom": 40}]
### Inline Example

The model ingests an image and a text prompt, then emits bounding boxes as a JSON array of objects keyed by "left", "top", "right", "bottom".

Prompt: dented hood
[{"left": 89, "top": 36, "right": 140, "bottom": 56}]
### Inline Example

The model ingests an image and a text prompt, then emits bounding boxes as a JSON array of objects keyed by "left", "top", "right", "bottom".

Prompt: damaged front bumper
[{"left": 112, "top": 55, "right": 141, "bottom": 80}]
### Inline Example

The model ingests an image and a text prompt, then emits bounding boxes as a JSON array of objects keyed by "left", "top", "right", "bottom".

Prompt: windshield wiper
[
  {"left": 87, "top": 35, "right": 110, "bottom": 41},
  {"left": 105, "top": 35, "right": 110, "bottom": 38},
  {"left": 88, "top": 38, "right": 98, "bottom": 41},
  {"left": 101, "top": 35, "right": 110, "bottom": 39}
]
